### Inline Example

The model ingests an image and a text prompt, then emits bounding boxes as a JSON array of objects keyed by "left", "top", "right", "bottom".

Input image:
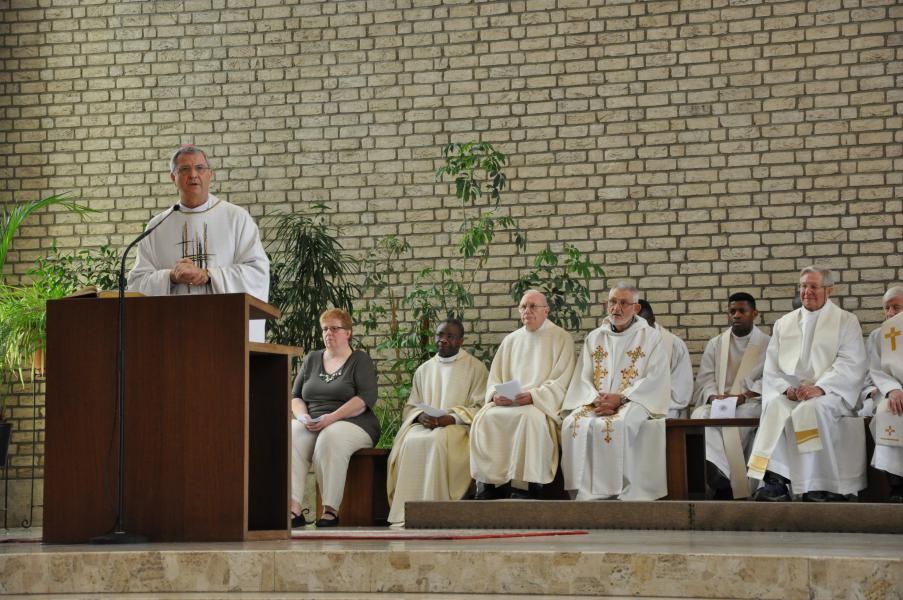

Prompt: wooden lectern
[{"left": 43, "top": 293, "right": 301, "bottom": 543}]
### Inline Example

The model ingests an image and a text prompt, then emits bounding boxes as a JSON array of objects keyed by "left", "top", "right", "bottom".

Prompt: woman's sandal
[{"left": 315, "top": 508, "right": 340, "bottom": 528}]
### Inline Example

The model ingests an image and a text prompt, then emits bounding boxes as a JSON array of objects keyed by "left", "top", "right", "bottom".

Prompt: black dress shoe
[
  {"left": 706, "top": 462, "right": 733, "bottom": 500},
  {"left": 802, "top": 490, "right": 847, "bottom": 502},
  {"left": 509, "top": 487, "right": 532, "bottom": 499},
  {"left": 753, "top": 472, "right": 791, "bottom": 502},
  {"left": 887, "top": 473, "right": 903, "bottom": 502},
  {"left": 473, "top": 481, "right": 509, "bottom": 500}
]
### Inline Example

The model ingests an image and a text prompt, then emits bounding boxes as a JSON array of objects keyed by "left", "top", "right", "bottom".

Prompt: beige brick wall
[{"left": 1, "top": 0, "right": 901, "bottom": 491}]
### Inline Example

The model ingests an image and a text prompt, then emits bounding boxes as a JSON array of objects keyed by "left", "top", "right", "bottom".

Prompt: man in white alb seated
[
  {"left": 690, "top": 292, "right": 770, "bottom": 499},
  {"left": 637, "top": 299, "right": 693, "bottom": 418},
  {"left": 469, "top": 290, "right": 577, "bottom": 500},
  {"left": 386, "top": 319, "right": 489, "bottom": 524},
  {"left": 863, "top": 287, "right": 903, "bottom": 502},
  {"left": 127, "top": 145, "right": 270, "bottom": 341},
  {"left": 561, "top": 283, "right": 670, "bottom": 501},
  {"left": 748, "top": 266, "right": 868, "bottom": 502}
]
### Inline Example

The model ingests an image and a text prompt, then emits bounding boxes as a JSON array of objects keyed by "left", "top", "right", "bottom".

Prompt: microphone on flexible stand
[{"left": 92, "top": 204, "right": 180, "bottom": 544}]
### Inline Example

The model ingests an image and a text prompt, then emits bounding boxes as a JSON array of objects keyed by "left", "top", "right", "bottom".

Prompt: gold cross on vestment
[
  {"left": 886, "top": 425, "right": 897, "bottom": 437},
  {"left": 886, "top": 327, "right": 902, "bottom": 352},
  {"left": 626, "top": 346, "right": 646, "bottom": 362}
]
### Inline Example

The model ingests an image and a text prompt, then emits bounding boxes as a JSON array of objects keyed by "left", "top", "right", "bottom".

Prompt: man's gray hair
[
  {"left": 800, "top": 265, "right": 834, "bottom": 286},
  {"left": 883, "top": 286, "right": 903, "bottom": 303},
  {"left": 609, "top": 281, "right": 640, "bottom": 304},
  {"left": 169, "top": 145, "right": 211, "bottom": 174},
  {"left": 520, "top": 289, "right": 548, "bottom": 303}
]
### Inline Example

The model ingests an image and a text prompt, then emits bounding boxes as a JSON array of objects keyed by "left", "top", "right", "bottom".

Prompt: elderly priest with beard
[
  {"left": 748, "top": 266, "right": 868, "bottom": 501},
  {"left": 561, "top": 283, "right": 671, "bottom": 501}
]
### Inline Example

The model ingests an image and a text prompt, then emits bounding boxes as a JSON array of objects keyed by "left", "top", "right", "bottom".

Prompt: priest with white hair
[
  {"left": 561, "top": 283, "right": 670, "bottom": 500},
  {"left": 469, "top": 290, "right": 576, "bottom": 500},
  {"left": 748, "top": 266, "right": 868, "bottom": 501}
]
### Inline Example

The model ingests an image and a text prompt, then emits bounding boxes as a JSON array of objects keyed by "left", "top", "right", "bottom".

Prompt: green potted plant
[
  {"left": 265, "top": 206, "right": 359, "bottom": 359},
  {"left": 0, "top": 193, "right": 94, "bottom": 466}
]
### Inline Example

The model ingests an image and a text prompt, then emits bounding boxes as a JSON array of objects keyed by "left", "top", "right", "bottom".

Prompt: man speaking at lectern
[{"left": 128, "top": 145, "right": 270, "bottom": 341}]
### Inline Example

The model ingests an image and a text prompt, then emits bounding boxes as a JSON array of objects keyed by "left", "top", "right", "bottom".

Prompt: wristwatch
[{"left": 619, "top": 395, "right": 629, "bottom": 406}]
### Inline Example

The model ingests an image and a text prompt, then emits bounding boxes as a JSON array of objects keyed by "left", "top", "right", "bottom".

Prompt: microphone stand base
[{"left": 90, "top": 531, "right": 149, "bottom": 545}]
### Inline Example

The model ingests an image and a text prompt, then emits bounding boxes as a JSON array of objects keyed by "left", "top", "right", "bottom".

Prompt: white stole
[
  {"left": 716, "top": 329, "right": 765, "bottom": 497},
  {"left": 781, "top": 302, "right": 842, "bottom": 453}
]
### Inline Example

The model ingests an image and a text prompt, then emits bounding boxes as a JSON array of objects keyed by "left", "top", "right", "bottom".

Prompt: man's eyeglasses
[
  {"left": 518, "top": 304, "right": 547, "bottom": 312},
  {"left": 321, "top": 326, "right": 347, "bottom": 333},
  {"left": 607, "top": 299, "right": 637, "bottom": 309},
  {"left": 436, "top": 332, "right": 461, "bottom": 340},
  {"left": 176, "top": 165, "right": 210, "bottom": 175}
]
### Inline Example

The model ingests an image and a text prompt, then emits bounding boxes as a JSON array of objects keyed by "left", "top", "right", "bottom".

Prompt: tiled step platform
[
  {"left": 406, "top": 499, "right": 903, "bottom": 534},
  {"left": 0, "top": 501, "right": 900, "bottom": 599}
]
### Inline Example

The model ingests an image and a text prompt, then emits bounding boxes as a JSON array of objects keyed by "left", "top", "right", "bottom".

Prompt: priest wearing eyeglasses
[
  {"left": 748, "top": 266, "right": 868, "bottom": 502},
  {"left": 127, "top": 145, "right": 269, "bottom": 340},
  {"left": 468, "top": 290, "right": 577, "bottom": 500}
]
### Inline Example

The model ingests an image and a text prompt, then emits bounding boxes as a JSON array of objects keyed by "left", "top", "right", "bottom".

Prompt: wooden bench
[
  {"left": 316, "top": 448, "right": 390, "bottom": 526},
  {"left": 666, "top": 416, "right": 891, "bottom": 501},
  {"left": 665, "top": 418, "right": 760, "bottom": 500}
]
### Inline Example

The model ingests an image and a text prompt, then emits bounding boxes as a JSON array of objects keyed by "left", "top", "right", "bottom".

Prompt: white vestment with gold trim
[
  {"left": 470, "top": 321, "right": 576, "bottom": 485},
  {"left": 747, "top": 300, "right": 868, "bottom": 495},
  {"left": 561, "top": 316, "right": 670, "bottom": 500},
  {"left": 386, "top": 350, "right": 488, "bottom": 525},
  {"left": 690, "top": 326, "right": 769, "bottom": 497},
  {"left": 868, "top": 312, "right": 903, "bottom": 477}
]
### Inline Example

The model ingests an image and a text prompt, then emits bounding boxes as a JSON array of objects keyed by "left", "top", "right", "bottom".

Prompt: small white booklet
[
  {"left": 875, "top": 411, "right": 903, "bottom": 447},
  {"left": 494, "top": 379, "right": 522, "bottom": 402},
  {"left": 711, "top": 396, "right": 738, "bottom": 419},
  {"left": 415, "top": 403, "right": 449, "bottom": 418},
  {"left": 298, "top": 414, "right": 322, "bottom": 424}
]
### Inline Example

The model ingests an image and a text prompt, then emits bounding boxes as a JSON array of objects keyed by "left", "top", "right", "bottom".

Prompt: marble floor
[{"left": 1, "top": 527, "right": 901, "bottom": 598}]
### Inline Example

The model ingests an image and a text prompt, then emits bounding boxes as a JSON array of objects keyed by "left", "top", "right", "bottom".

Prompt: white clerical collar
[
  {"left": 801, "top": 302, "right": 827, "bottom": 322},
  {"left": 436, "top": 352, "right": 461, "bottom": 364},
  {"left": 179, "top": 195, "right": 214, "bottom": 213}
]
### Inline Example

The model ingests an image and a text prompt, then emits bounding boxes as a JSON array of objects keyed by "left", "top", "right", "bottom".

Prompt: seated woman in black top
[{"left": 290, "top": 308, "right": 380, "bottom": 527}]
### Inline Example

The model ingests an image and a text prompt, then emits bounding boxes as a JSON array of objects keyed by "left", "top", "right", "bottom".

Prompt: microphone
[{"left": 93, "top": 203, "right": 180, "bottom": 544}]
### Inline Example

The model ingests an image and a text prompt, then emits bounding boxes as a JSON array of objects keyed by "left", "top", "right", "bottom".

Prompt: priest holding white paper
[
  {"left": 386, "top": 319, "right": 489, "bottom": 524},
  {"left": 748, "top": 266, "right": 868, "bottom": 501},
  {"left": 690, "top": 292, "right": 769, "bottom": 499},
  {"left": 469, "top": 290, "right": 576, "bottom": 499},
  {"left": 866, "top": 286, "right": 903, "bottom": 502},
  {"left": 128, "top": 145, "right": 270, "bottom": 341},
  {"left": 560, "top": 283, "right": 671, "bottom": 501}
]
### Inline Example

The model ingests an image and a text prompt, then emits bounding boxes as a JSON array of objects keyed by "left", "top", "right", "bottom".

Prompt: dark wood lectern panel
[{"left": 43, "top": 293, "right": 298, "bottom": 543}]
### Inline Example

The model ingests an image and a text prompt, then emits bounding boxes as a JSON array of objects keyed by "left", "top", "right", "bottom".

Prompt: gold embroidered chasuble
[{"left": 561, "top": 316, "right": 670, "bottom": 499}]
